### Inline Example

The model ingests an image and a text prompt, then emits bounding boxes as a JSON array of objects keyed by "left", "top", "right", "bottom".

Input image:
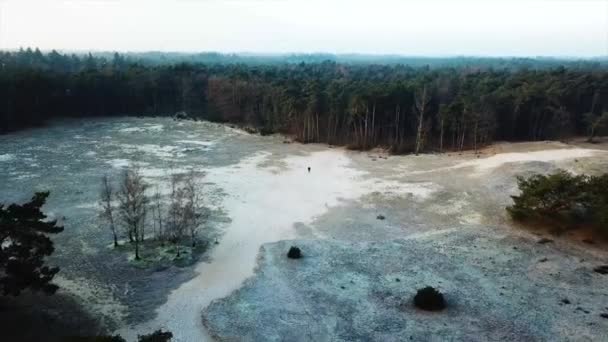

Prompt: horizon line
[{"left": 1, "top": 48, "right": 607, "bottom": 60}]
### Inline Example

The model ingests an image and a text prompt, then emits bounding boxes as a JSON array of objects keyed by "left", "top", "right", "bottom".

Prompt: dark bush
[
  {"left": 67, "top": 336, "right": 126, "bottom": 342},
  {"left": 507, "top": 170, "right": 608, "bottom": 235},
  {"left": 138, "top": 329, "right": 173, "bottom": 342},
  {"left": 414, "top": 286, "right": 446, "bottom": 311},
  {"left": 594, "top": 265, "right": 608, "bottom": 274},
  {"left": 287, "top": 246, "right": 302, "bottom": 259}
]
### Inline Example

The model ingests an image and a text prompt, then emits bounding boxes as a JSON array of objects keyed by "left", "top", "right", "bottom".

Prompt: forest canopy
[{"left": 1, "top": 48, "right": 607, "bottom": 153}]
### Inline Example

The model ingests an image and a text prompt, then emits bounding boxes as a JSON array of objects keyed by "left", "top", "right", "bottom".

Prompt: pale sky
[{"left": 0, "top": 0, "right": 607, "bottom": 56}]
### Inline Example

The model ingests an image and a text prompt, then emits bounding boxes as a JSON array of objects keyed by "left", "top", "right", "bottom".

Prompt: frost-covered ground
[{"left": 1, "top": 117, "right": 607, "bottom": 341}]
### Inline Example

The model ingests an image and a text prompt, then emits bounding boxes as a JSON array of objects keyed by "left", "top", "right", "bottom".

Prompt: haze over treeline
[
  {"left": 1, "top": 49, "right": 607, "bottom": 153},
  {"left": 2, "top": 0, "right": 606, "bottom": 57}
]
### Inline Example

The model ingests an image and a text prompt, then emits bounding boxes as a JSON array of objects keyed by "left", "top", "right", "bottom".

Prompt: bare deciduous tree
[
  {"left": 183, "top": 171, "right": 205, "bottom": 247},
  {"left": 117, "top": 166, "right": 149, "bottom": 260},
  {"left": 166, "top": 171, "right": 206, "bottom": 257},
  {"left": 167, "top": 174, "right": 186, "bottom": 257},
  {"left": 99, "top": 174, "right": 118, "bottom": 247},
  {"left": 151, "top": 185, "right": 164, "bottom": 242}
]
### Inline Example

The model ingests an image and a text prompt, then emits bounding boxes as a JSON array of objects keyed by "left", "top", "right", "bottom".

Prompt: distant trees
[
  {"left": 1, "top": 49, "right": 608, "bottom": 152},
  {"left": 0, "top": 192, "right": 63, "bottom": 296},
  {"left": 98, "top": 167, "right": 206, "bottom": 260},
  {"left": 507, "top": 170, "right": 608, "bottom": 235},
  {"left": 414, "top": 85, "right": 430, "bottom": 155}
]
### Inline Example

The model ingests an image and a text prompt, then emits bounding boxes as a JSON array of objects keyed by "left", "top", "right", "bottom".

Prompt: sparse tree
[
  {"left": 99, "top": 175, "right": 119, "bottom": 247},
  {"left": 151, "top": 185, "right": 164, "bottom": 242},
  {"left": 183, "top": 171, "right": 205, "bottom": 247},
  {"left": 167, "top": 174, "right": 186, "bottom": 257},
  {"left": 165, "top": 171, "right": 206, "bottom": 256},
  {"left": 117, "top": 166, "right": 149, "bottom": 260}
]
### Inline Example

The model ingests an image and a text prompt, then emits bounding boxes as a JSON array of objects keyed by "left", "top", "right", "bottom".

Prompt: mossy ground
[{"left": 112, "top": 239, "right": 209, "bottom": 269}]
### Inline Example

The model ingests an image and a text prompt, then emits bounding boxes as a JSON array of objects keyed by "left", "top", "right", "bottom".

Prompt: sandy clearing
[
  {"left": 406, "top": 148, "right": 605, "bottom": 176},
  {"left": 455, "top": 148, "right": 604, "bottom": 175},
  {"left": 119, "top": 148, "right": 441, "bottom": 341}
]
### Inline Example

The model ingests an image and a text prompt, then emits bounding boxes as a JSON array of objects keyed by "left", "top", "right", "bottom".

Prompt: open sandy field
[{"left": 1, "top": 117, "right": 607, "bottom": 341}]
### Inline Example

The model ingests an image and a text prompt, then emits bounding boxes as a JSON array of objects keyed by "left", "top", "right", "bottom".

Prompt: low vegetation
[
  {"left": 1, "top": 193, "right": 173, "bottom": 340},
  {"left": 507, "top": 170, "right": 608, "bottom": 235},
  {"left": 70, "top": 329, "right": 173, "bottom": 342}
]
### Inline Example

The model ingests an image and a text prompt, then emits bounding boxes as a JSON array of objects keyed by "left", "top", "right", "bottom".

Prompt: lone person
[{"left": 307, "top": 167, "right": 311, "bottom": 173}]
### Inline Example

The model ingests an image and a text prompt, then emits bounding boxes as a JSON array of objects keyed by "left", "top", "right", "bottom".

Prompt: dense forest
[{"left": 1, "top": 48, "right": 607, "bottom": 153}]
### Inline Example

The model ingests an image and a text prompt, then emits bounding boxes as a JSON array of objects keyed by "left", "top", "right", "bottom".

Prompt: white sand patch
[
  {"left": 455, "top": 148, "right": 602, "bottom": 175},
  {"left": 144, "top": 124, "right": 164, "bottom": 132},
  {"left": 119, "top": 124, "right": 164, "bottom": 133},
  {"left": 120, "top": 149, "right": 438, "bottom": 341},
  {"left": 118, "top": 127, "right": 144, "bottom": 133},
  {"left": 460, "top": 212, "right": 483, "bottom": 224},
  {"left": 106, "top": 159, "right": 131, "bottom": 169},
  {"left": 407, "top": 148, "right": 605, "bottom": 176},
  {"left": 9, "top": 170, "right": 38, "bottom": 180},
  {"left": 0, "top": 153, "right": 15, "bottom": 162},
  {"left": 74, "top": 202, "right": 98, "bottom": 210},
  {"left": 120, "top": 144, "right": 185, "bottom": 159},
  {"left": 55, "top": 276, "right": 128, "bottom": 326},
  {"left": 139, "top": 167, "right": 191, "bottom": 179},
  {"left": 364, "top": 180, "right": 437, "bottom": 200},
  {"left": 176, "top": 140, "right": 215, "bottom": 147}
]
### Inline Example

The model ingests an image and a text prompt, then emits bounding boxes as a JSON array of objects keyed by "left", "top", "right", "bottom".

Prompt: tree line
[{"left": 2, "top": 48, "right": 607, "bottom": 152}]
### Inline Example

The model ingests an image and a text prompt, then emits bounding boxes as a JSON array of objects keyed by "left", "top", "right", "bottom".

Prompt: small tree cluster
[
  {"left": 507, "top": 170, "right": 608, "bottom": 235},
  {"left": 166, "top": 171, "right": 206, "bottom": 257},
  {"left": 98, "top": 167, "right": 206, "bottom": 260}
]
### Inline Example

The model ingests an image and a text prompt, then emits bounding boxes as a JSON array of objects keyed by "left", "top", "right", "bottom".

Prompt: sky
[{"left": 0, "top": 0, "right": 607, "bottom": 57}]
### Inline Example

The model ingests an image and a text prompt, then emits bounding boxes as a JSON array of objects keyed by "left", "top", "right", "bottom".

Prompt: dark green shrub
[
  {"left": 287, "top": 246, "right": 302, "bottom": 259},
  {"left": 414, "top": 286, "right": 446, "bottom": 311},
  {"left": 507, "top": 170, "right": 608, "bottom": 235},
  {"left": 138, "top": 329, "right": 173, "bottom": 342}
]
